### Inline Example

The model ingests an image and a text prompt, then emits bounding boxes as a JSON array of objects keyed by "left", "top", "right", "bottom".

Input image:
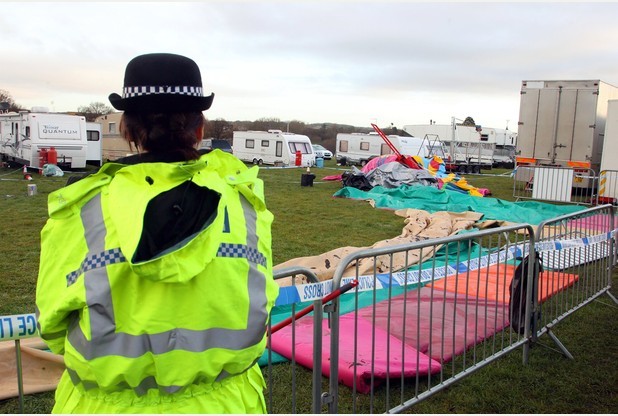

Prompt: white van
[{"left": 232, "top": 130, "right": 315, "bottom": 167}]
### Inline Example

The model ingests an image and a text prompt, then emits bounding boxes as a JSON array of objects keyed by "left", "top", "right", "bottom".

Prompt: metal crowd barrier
[
  {"left": 325, "top": 224, "right": 536, "bottom": 413},
  {"left": 534, "top": 204, "right": 618, "bottom": 358},
  {"left": 513, "top": 165, "right": 596, "bottom": 205},
  {"left": 266, "top": 266, "right": 323, "bottom": 414},
  {"left": 4, "top": 212, "right": 617, "bottom": 413}
]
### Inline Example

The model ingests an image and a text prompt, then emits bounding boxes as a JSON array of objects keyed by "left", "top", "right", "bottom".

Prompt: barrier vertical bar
[{"left": 15, "top": 339, "right": 24, "bottom": 414}]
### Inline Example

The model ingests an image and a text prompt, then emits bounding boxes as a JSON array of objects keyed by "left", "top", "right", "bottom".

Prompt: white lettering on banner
[
  {"left": 300, "top": 280, "right": 333, "bottom": 302},
  {"left": 38, "top": 122, "right": 81, "bottom": 140},
  {"left": 0, "top": 314, "right": 38, "bottom": 341},
  {"left": 342, "top": 276, "right": 377, "bottom": 291}
]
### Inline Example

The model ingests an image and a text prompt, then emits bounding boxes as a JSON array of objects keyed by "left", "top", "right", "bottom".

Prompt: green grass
[{"left": 0, "top": 160, "right": 616, "bottom": 413}]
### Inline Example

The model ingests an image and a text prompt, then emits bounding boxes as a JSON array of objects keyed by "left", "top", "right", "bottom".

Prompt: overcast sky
[{"left": 2, "top": 2, "right": 618, "bottom": 131}]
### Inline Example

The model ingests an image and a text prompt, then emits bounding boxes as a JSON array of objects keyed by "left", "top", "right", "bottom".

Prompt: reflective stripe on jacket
[{"left": 35, "top": 151, "right": 278, "bottom": 397}]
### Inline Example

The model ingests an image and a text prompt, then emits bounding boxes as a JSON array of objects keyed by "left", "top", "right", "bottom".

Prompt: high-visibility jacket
[{"left": 35, "top": 150, "right": 279, "bottom": 413}]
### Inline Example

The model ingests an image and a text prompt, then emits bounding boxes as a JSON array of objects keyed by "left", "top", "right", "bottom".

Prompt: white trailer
[
  {"left": 598, "top": 99, "right": 618, "bottom": 202},
  {"left": 86, "top": 122, "right": 103, "bottom": 166},
  {"left": 517, "top": 80, "right": 618, "bottom": 173},
  {"left": 0, "top": 109, "right": 88, "bottom": 169},
  {"left": 335, "top": 132, "right": 448, "bottom": 166},
  {"left": 232, "top": 130, "right": 315, "bottom": 167},
  {"left": 403, "top": 120, "right": 499, "bottom": 171}
]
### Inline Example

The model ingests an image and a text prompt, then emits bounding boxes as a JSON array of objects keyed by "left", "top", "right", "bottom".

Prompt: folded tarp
[
  {"left": 334, "top": 185, "right": 585, "bottom": 225},
  {"left": 269, "top": 313, "right": 442, "bottom": 394}
]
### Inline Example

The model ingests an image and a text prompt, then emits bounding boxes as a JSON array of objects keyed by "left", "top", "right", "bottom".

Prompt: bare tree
[
  {"left": 462, "top": 116, "right": 476, "bottom": 127},
  {"left": 77, "top": 102, "right": 114, "bottom": 122},
  {"left": 205, "top": 118, "right": 233, "bottom": 140},
  {"left": 0, "top": 89, "right": 23, "bottom": 112}
]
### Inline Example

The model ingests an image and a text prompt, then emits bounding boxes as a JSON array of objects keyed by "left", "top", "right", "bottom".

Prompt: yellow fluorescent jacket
[{"left": 35, "top": 151, "right": 279, "bottom": 395}]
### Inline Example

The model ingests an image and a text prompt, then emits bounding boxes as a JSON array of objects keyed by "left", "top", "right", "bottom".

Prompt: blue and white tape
[
  {"left": 0, "top": 313, "right": 38, "bottom": 341},
  {"left": 275, "top": 228, "right": 617, "bottom": 307}
]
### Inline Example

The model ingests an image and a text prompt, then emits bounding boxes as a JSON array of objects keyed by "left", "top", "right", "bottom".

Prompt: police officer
[{"left": 36, "top": 53, "right": 279, "bottom": 413}]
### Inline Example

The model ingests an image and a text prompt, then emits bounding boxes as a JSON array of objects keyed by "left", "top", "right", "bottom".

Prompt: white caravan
[
  {"left": 0, "top": 109, "right": 88, "bottom": 169},
  {"left": 86, "top": 122, "right": 103, "bottom": 166},
  {"left": 335, "top": 132, "right": 447, "bottom": 166},
  {"left": 232, "top": 130, "right": 315, "bottom": 167}
]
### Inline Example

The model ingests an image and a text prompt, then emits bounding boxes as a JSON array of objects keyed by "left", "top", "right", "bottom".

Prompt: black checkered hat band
[{"left": 122, "top": 86, "right": 204, "bottom": 98}]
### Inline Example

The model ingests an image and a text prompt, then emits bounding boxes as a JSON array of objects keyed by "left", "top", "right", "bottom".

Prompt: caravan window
[
  {"left": 109, "top": 122, "right": 116, "bottom": 134},
  {"left": 380, "top": 143, "right": 393, "bottom": 155},
  {"left": 87, "top": 130, "right": 100, "bottom": 141},
  {"left": 339, "top": 140, "right": 349, "bottom": 152},
  {"left": 245, "top": 139, "right": 255, "bottom": 149},
  {"left": 288, "top": 141, "right": 311, "bottom": 154},
  {"left": 261, "top": 140, "right": 269, "bottom": 147},
  {"left": 25, "top": 126, "right": 30, "bottom": 138},
  {"left": 360, "top": 141, "right": 370, "bottom": 151}
]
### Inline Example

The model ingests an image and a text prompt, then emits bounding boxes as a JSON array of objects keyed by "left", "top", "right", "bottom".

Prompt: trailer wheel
[
  {"left": 252, "top": 158, "right": 259, "bottom": 165},
  {"left": 360, "top": 160, "right": 367, "bottom": 167},
  {"left": 258, "top": 159, "right": 263, "bottom": 166}
]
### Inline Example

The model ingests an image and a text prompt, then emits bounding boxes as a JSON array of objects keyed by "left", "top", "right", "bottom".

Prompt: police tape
[
  {"left": 275, "top": 245, "right": 525, "bottom": 306},
  {"left": 0, "top": 313, "right": 38, "bottom": 342},
  {"left": 274, "top": 228, "right": 618, "bottom": 307},
  {"left": 3, "top": 230, "right": 614, "bottom": 337}
]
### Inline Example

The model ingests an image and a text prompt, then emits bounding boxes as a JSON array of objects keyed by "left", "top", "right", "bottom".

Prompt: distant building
[{"left": 95, "top": 112, "right": 135, "bottom": 161}]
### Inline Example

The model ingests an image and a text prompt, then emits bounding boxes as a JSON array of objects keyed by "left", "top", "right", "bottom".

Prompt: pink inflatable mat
[
  {"left": 357, "top": 287, "right": 510, "bottom": 363},
  {"left": 269, "top": 313, "right": 442, "bottom": 394}
]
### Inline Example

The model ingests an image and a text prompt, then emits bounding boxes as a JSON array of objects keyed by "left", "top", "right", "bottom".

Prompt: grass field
[{"left": 0, "top": 159, "right": 616, "bottom": 413}]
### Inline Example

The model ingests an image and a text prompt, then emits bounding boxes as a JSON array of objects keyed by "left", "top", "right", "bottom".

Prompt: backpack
[{"left": 509, "top": 252, "right": 543, "bottom": 335}]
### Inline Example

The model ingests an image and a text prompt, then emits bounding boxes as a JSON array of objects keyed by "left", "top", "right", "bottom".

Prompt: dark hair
[{"left": 120, "top": 112, "right": 205, "bottom": 161}]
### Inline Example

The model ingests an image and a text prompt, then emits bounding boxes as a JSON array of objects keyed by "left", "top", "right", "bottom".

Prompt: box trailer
[
  {"left": 598, "top": 99, "right": 618, "bottom": 202},
  {"left": 232, "top": 130, "right": 315, "bottom": 167},
  {"left": 516, "top": 80, "right": 618, "bottom": 174},
  {"left": 335, "top": 132, "right": 448, "bottom": 166},
  {"left": 0, "top": 109, "right": 88, "bottom": 169}
]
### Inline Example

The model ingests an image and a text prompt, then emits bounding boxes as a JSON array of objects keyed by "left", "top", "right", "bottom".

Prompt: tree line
[{"left": 2, "top": 89, "right": 478, "bottom": 152}]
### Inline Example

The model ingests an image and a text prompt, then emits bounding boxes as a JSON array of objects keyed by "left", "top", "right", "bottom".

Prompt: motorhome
[
  {"left": 0, "top": 108, "right": 88, "bottom": 169},
  {"left": 335, "top": 132, "right": 447, "bottom": 166},
  {"left": 86, "top": 122, "right": 103, "bottom": 166},
  {"left": 232, "top": 130, "right": 315, "bottom": 167}
]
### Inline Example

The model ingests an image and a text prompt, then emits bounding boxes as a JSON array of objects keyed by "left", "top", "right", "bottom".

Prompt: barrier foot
[
  {"left": 606, "top": 290, "right": 618, "bottom": 305},
  {"left": 546, "top": 329, "right": 574, "bottom": 360}
]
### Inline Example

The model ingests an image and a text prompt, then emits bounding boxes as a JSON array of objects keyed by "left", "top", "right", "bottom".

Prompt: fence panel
[
  {"left": 513, "top": 165, "right": 596, "bottom": 205},
  {"left": 264, "top": 266, "right": 324, "bottom": 414},
  {"left": 321, "top": 224, "right": 536, "bottom": 413},
  {"left": 534, "top": 204, "right": 618, "bottom": 357}
]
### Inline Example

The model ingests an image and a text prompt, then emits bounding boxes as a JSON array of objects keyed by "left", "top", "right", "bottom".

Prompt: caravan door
[{"left": 86, "top": 122, "right": 102, "bottom": 166}]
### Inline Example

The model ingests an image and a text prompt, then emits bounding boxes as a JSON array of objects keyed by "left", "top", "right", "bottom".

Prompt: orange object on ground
[{"left": 426, "top": 262, "right": 579, "bottom": 304}]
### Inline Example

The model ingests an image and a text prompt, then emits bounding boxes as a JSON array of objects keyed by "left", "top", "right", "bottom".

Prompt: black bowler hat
[{"left": 108, "top": 53, "right": 214, "bottom": 113}]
